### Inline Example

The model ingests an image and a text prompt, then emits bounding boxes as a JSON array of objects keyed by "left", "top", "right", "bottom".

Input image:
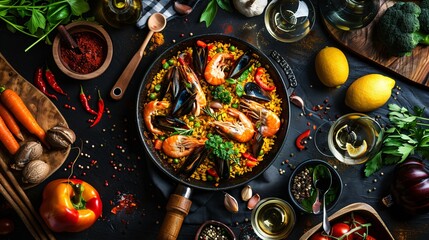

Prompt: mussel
[
  {"left": 249, "top": 131, "right": 264, "bottom": 158},
  {"left": 192, "top": 43, "right": 208, "bottom": 77},
  {"left": 152, "top": 116, "right": 189, "bottom": 133},
  {"left": 213, "top": 156, "right": 230, "bottom": 180},
  {"left": 229, "top": 51, "right": 253, "bottom": 79},
  {"left": 158, "top": 66, "right": 182, "bottom": 101},
  {"left": 170, "top": 89, "right": 197, "bottom": 117},
  {"left": 178, "top": 146, "right": 211, "bottom": 178},
  {"left": 242, "top": 82, "right": 271, "bottom": 102}
]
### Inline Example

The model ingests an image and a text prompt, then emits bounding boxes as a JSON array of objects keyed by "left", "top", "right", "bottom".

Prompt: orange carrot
[
  {"left": 0, "top": 115, "right": 20, "bottom": 155},
  {"left": 0, "top": 103, "right": 24, "bottom": 141},
  {"left": 0, "top": 87, "right": 48, "bottom": 147}
]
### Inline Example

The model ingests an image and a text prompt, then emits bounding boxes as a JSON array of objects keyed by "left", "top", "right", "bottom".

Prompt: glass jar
[
  {"left": 95, "top": 0, "right": 143, "bottom": 28},
  {"left": 319, "top": 0, "right": 380, "bottom": 31}
]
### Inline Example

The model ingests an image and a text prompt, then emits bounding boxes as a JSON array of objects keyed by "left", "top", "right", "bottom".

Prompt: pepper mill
[{"left": 95, "top": 0, "right": 143, "bottom": 28}]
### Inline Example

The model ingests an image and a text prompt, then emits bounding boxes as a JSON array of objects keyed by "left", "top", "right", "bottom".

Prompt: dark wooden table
[{"left": 0, "top": 1, "right": 428, "bottom": 239}]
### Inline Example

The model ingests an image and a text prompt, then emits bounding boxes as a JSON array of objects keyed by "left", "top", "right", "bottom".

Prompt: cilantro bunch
[
  {"left": 365, "top": 104, "right": 429, "bottom": 176},
  {"left": 0, "top": 0, "right": 90, "bottom": 52}
]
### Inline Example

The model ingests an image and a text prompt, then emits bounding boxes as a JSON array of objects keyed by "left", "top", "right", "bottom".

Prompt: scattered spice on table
[
  {"left": 149, "top": 32, "right": 164, "bottom": 51},
  {"left": 90, "top": 90, "right": 104, "bottom": 127},
  {"left": 45, "top": 67, "right": 67, "bottom": 95},
  {"left": 111, "top": 193, "right": 137, "bottom": 215},
  {"left": 79, "top": 85, "right": 97, "bottom": 115},
  {"left": 60, "top": 31, "right": 106, "bottom": 74},
  {"left": 34, "top": 67, "right": 57, "bottom": 100}
]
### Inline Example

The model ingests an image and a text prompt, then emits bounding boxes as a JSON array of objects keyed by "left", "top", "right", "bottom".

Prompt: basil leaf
[
  {"left": 200, "top": 0, "right": 217, "bottom": 27},
  {"left": 216, "top": 0, "right": 232, "bottom": 12}
]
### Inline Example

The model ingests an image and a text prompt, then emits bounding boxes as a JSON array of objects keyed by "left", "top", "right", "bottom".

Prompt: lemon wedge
[{"left": 346, "top": 140, "right": 367, "bottom": 158}]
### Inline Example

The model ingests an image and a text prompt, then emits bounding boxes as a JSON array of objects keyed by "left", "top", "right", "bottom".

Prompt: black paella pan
[{"left": 135, "top": 34, "right": 295, "bottom": 239}]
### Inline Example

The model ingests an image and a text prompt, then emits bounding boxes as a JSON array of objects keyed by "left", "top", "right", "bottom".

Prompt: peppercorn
[{"left": 291, "top": 167, "right": 313, "bottom": 202}]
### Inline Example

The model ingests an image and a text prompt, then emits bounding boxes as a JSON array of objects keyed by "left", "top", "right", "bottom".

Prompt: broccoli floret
[{"left": 376, "top": 1, "right": 429, "bottom": 56}]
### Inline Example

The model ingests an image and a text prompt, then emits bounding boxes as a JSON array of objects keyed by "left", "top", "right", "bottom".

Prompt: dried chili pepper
[
  {"left": 79, "top": 85, "right": 97, "bottom": 115},
  {"left": 34, "top": 67, "right": 57, "bottom": 100},
  {"left": 295, "top": 129, "right": 311, "bottom": 151},
  {"left": 45, "top": 67, "right": 66, "bottom": 95},
  {"left": 242, "top": 152, "right": 258, "bottom": 162},
  {"left": 90, "top": 90, "right": 104, "bottom": 128},
  {"left": 254, "top": 67, "right": 276, "bottom": 92}
]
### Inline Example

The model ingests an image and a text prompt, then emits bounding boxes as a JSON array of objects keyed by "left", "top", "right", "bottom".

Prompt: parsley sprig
[
  {"left": 365, "top": 104, "right": 429, "bottom": 176},
  {"left": 205, "top": 133, "right": 239, "bottom": 164}
]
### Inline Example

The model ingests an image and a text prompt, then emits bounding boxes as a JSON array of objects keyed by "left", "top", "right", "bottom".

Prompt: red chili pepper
[
  {"left": 45, "top": 67, "right": 67, "bottom": 95},
  {"left": 254, "top": 67, "right": 276, "bottom": 91},
  {"left": 296, "top": 129, "right": 311, "bottom": 151},
  {"left": 242, "top": 152, "right": 258, "bottom": 162},
  {"left": 79, "top": 85, "right": 97, "bottom": 115},
  {"left": 34, "top": 67, "right": 57, "bottom": 100},
  {"left": 245, "top": 160, "right": 257, "bottom": 168},
  {"left": 207, "top": 168, "right": 219, "bottom": 178},
  {"left": 90, "top": 90, "right": 104, "bottom": 128},
  {"left": 196, "top": 40, "right": 207, "bottom": 48}
]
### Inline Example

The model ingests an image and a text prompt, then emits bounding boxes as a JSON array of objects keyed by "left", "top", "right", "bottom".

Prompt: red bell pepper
[
  {"left": 39, "top": 179, "right": 102, "bottom": 232},
  {"left": 254, "top": 67, "right": 276, "bottom": 91}
]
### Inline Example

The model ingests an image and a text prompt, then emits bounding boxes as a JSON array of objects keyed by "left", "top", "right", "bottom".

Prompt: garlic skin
[
  {"left": 22, "top": 160, "right": 50, "bottom": 184},
  {"left": 12, "top": 141, "right": 43, "bottom": 170},
  {"left": 233, "top": 0, "right": 268, "bottom": 17},
  {"left": 46, "top": 126, "right": 76, "bottom": 149},
  {"left": 241, "top": 185, "right": 253, "bottom": 201},
  {"left": 224, "top": 193, "right": 239, "bottom": 213}
]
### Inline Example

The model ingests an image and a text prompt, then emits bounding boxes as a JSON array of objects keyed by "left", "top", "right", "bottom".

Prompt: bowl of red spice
[{"left": 52, "top": 21, "right": 113, "bottom": 80}]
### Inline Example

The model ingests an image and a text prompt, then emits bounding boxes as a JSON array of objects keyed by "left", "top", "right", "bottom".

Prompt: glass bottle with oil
[
  {"left": 95, "top": 0, "right": 143, "bottom": 28},
  {"left": 319, "top": 0, "right": 380, "bottom": 31},
  {"left": 251, "top": 198, "right": 296, "bottom": 240}
]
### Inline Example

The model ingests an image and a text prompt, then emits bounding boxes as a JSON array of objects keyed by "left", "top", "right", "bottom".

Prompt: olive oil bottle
[{"left": 95, "top": 0, "right": 143, "bottom": 28}]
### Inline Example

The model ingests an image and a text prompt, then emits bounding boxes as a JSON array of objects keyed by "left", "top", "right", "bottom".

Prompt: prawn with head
[
  {"left": 212, "top": 108, "right": 255, "bottom": 143},
  {"left": 204, "top": 53, "right": 234, "bottom": 86},
  {"left": 143, "top": 100, "right": 170, "bottom": 135},
  {"left": 162, "top": 135, "right": 207, "bottom": 158},
  {"left": 240, "top": 99, "right": 280, "bottom": 138}
]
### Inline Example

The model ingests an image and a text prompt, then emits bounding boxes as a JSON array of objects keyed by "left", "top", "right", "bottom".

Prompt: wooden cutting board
[
  {"left": 324, "top": 0, "right": 429, "bottom": 87},
  {"left": 0, "top": 52, "right": 70, "bottom": 189}
]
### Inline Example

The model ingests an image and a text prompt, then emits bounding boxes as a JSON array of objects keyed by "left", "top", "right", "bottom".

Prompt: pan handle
[
  {"left": 157, "top": 184, "right": 193, "bottom": 240},
  {"left": 270, "top": 50, "right": 298, "bottom": 91}
]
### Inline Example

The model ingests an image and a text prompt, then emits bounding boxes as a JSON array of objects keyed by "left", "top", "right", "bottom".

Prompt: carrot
[
  {"left": 0, "top": 103, "right": 24, "bottom": 141},
  {"left": 0, "top": 87, "right": 48, "bottom": 147},
  {"left": 0, "top": 115, "right": 20, "bottom": 155}
]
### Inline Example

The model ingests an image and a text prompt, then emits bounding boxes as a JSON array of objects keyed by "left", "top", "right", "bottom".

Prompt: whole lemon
[
  {"left": 345, "top": 74, "right": 396, "bottom": 112},
  {"left": 315, "top": 46, "right": 349, "bottom": 87}
]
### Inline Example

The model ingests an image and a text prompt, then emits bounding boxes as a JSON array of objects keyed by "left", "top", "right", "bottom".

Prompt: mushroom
[{"left": 233, "top": 0, "right": 268, "bottom": 17}]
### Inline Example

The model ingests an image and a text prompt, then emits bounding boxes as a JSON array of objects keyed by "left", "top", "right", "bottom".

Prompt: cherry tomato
[
  {"left": 310, "top": 232, "right": 331, "bottom": 240},
  {"left": 331, "top": 222, "right": 354, "bottom": 240},
  {"left": 365, "top": 235, "right": 376, "bottom": 240},
  {"left": 0, "top": 218, "right": 14, "bottom": 235},
  {"left": 345, "top": 213, "right": 368, "bottom": 237}
]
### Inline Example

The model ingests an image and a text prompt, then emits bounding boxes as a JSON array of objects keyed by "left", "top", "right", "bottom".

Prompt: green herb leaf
[
  {"left": 236, "top": 84, "right": 244, "bottom": 97},
  {"left": 67, "top": 0, "right": 90, "bottom": 16},
  {"left": 27, "top": 9, "right": 45, "bottom": 34},
  {"left": 216, "top": 0, "right": 232, "bottom": 12},
  {"left": 200, "top": 0, "right": 217, "bottom": 27},
  {"left": 365, "top": 151, "right": 383, "bottom": 177}
]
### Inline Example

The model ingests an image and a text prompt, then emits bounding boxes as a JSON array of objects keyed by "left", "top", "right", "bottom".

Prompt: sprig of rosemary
[{"left": 364, "top": 104, "right": 429, "bottom": 176}]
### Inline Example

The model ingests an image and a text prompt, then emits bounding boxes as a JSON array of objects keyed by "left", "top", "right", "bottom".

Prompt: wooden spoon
[{"left": 110, "top": 13, "right": 167, "bottom": 100}]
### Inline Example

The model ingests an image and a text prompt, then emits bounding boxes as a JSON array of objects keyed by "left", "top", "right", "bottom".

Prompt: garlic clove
[
  {"left": 241, "top": 185, "right": 253, "bottom": 201},
  {"left": 247, "top": 194, "right": 261, "bottom": 210},
  {"left": 290, "top": 95, "right": 306, "bottom": 114},
  {"left": 224, "top": 193, "right": 239, "bottom": 213}
]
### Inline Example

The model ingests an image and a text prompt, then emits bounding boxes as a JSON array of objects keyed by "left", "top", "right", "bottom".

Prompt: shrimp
[
  {"left": 204, "top": 53, "right": 234, "bottom": 86},
  {"left": 143, "top": 100, "right": 170, "bottom": 135},
  {"left": 162, "top": 135, "right": 207, "bottom": 158},
  {"left": 179, "top": 65, "right": 206, "bottom": 115},
  {"left": 240, "top": 99, "right": 280, "bottom": 138},
  {"left": 212, "top": 108, "right": 255, "bottom": 143}
]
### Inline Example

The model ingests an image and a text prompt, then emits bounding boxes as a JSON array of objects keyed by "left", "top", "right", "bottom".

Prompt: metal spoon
[
  {"left": 110, "top": 13, "right": 167, "bottom": 100},
  {"left": 311, "top": 165, "right": 332, "bottom": 234}
]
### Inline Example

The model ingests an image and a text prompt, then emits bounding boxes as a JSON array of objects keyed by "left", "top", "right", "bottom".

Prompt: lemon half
[{"left": 346, "top": 140, "right": 367, "bottom": 158}]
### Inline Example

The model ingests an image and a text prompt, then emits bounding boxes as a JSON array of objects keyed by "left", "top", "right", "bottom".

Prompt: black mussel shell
[
  {"left": 171, "top": 89, "right": 197, "bottom": 117},
  {"left": 192, "top": 44, "right": 207, "bottom": 77},
  {"left": 178, "top": 146, "right": 211, "bottom": 178},
  {"left": 214, "top": 156, "right": 230, "bottom": 180},
  {"left": 250, "top": 131, "right": 264, "bottom": 158},
  {"left": 242, "top": 82, "right": 271, "bottom": 102},
  {"left": 152, "top": 116, "right": 189, "bottom": 132},
  {"left": 229, "top": 51, "right": 253, "bottom": 79},
  {"left": 158, "top": 66, "right": 181, "bottom": 101}
]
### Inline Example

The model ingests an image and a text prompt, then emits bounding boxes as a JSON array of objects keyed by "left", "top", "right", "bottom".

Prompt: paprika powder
[
  {"left": 39, "top": 179, "right": 102, "bottom": 232},
  {"left": 60, "top": 31, "right": 107, "bottom": 74}
]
